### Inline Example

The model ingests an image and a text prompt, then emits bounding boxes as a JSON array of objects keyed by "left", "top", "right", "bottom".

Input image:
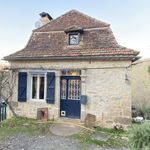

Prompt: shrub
[
  {"left": 132, "top": 107, "right": 144, "bottom": 118},
  {"left": 132, "top": 106, "right": 150, "bottom": 120},
  {"left": 143, "top": 107, "right": 150, "bottom": 120},
  {"left": 129, "top": 123, "right": 150, "bottom": 150}
]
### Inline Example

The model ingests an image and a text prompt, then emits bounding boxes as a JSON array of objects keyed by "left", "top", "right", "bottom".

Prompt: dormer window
[
  {"left": 69, "top": 33, "right": 79, "bottom": 45},
  {"left": 64, "top": 26, "right": 84, "bottom": 46}
]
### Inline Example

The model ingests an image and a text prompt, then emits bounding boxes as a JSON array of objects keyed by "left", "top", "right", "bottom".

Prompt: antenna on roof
[{"left": 35, "top": 20, "right": 42, "bottom": 29}]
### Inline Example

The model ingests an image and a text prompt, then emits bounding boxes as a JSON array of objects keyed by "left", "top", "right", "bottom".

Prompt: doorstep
[{"left": 57, "top": 117, "right": 84, "bottom": 125}]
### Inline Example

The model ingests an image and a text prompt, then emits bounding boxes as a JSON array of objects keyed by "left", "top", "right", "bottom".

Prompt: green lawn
[
  {"left": 74, "top": 127, "right": 129, "bottom": 148},
  {"left": 0, "top": 117, "right": 52, "bottom": 140}
]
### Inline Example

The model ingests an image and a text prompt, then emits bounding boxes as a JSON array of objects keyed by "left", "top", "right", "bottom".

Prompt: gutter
[{"left": 4, "top": 55, "right": 140, "bottom": 62}]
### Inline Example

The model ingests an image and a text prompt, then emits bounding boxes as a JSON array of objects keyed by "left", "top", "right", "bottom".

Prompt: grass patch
[
  {"left": 96, "top": 127, "right": 128, "bottom": 137},
  {"left": 129, "top": 123, "right": 150, "bottom": 150},
  {"left": 74, "top": 127, "right": 128, "bottom": 148},
  {"left": 0, "top": 117, "right": 52, "bottom": 140}
]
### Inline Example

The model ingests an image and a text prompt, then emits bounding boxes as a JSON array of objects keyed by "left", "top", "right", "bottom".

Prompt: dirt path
[
  {"left": 0, "top": 134, "right": 81, "bottom": 150},
  {"left": 0, "top": 134, "right": 129, "bottom": 150}
]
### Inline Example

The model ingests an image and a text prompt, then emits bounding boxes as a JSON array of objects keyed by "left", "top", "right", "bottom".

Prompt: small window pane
[
  {"left": 68, "top": 79, "right": 81, "bottom": 100},
  {"left": 39, "top": 77, "right": 45, "bottom": 99},
  {"left": 61, "top": 79, "right": 67, "bottom": 99},
  {"left": 61, "top": 70, "right": 81, "bottom": 76},
  {"left": 32, "top": 76, "right": 37, "bottom": 99},
  {"left": 69, "top": 34, "right": 78, "bottom": 45}
]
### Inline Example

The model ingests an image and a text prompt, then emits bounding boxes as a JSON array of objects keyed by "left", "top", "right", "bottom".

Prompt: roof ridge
[
  {"left": 68, "top": 9, "right": 110, "bottom": 26},
  {"left": 33, "top": 9, "right": 110, "bottom": 32}
]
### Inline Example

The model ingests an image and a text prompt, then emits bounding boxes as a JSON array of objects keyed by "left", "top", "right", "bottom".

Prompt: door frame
[{"left": 60, "top": 76, "right": 81, "bottom": 118}]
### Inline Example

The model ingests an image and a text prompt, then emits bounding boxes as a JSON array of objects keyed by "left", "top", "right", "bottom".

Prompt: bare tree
[{"left": 0, "top": 69, "right": 17, "bottom": 117}]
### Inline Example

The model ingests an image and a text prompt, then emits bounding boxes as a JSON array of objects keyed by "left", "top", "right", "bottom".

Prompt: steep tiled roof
[
  {"left": 4, "top": 10, "right": 139, "bottom": 61},
  {"left": 34, "top": 10, "right": 110, "bottom": 32}
]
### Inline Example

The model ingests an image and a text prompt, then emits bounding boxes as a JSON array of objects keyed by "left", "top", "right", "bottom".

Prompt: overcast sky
[{"left": 0, "top": 0, "right": 150, "bottom": 59}]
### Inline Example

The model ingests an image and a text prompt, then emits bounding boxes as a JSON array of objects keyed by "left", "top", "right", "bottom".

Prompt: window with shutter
[{"left": 18, "top": 71, "right": 56, "bottom": 103}]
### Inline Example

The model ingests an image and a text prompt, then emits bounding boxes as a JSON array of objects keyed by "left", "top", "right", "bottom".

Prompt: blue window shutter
[
  {"left": 18, "top": 72, "right": 27, "bottom": 102},
  {"left": 46, "top": 72, "right": 55, "bottom": 104}
]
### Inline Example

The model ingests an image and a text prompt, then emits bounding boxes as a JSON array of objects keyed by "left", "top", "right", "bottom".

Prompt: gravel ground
[
  {"left": 0, "top": 134, "right": 129, "bottom": 150},
  {"left": 0, "top": 134, "right": 81, "bottom": 150}
]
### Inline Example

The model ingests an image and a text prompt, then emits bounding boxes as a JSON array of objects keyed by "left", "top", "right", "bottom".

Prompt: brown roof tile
[
  {"left": 34, "top": 10, "right": 109, "bottom": 32},
  {"left": 4, "top": 10, "right": 139, "bottom": 61}
]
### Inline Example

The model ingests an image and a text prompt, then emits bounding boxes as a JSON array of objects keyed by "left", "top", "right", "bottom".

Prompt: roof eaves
[{"left": 4, "top": 55, "right": 138, "bottom": 61}]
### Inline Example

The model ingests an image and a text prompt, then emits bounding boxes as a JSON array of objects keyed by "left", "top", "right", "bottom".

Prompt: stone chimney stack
[{"left": 39, "top": 12, "right": 53, "bottom": 26}]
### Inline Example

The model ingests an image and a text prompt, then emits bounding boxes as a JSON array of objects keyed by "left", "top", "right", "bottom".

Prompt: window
[
  {"left": 62, "top": 70, "right": 81, "bottom": 76},
  {"left": 18, "top": 71, "right": 56, "bottom": 103},
  {"left": 31, "top": 74, "right": 45, "bottom": 100},
  {"left": 61, "top": 79, "right": 67, "bottom": 99},
  {"left": 68, "top": 79, "right": 81, "bottom": 100},
  {"left": 69, "top": 33, "right": 79, "bottom": 45}
]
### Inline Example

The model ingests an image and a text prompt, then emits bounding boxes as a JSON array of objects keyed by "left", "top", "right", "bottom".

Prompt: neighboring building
[
  {"left": 132, "top": 58, "right": 150, "bottom": 109},
  {"left": 4, "top": 10, "right": 139, "bottom": 128}
]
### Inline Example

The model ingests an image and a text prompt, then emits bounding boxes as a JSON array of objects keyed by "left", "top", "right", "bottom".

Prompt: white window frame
[
  {"left": 69, "top": 33, "right": 79, "bottom": 45},
  {"left": 29, "top": 72, "right": 47, "bottom": 101}
]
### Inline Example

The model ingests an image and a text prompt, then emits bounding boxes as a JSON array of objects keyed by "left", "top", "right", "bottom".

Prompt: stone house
[{"left": 4, "top": 10, "right": 139, "bottom": 128}]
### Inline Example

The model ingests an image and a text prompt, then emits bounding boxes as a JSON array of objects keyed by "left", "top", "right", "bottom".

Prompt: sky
[{"left": 0, "top": 0, "right": 150, "bottom": 60}]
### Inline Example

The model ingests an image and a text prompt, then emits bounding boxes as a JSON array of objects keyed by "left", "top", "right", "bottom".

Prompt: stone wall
[
  {"left": 132, "top": 59, "right": 150, "bottom": 109},
  {"left": 9, "top": 60, "right": 132, "bottom": 129},
  {"left": 85, "top": 67, "right": 131, "bottom": 128}
]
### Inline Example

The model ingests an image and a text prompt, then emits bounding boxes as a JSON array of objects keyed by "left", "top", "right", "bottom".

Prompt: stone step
[{"left": 57, "top": 117, "right": 84, "bottom": 125}]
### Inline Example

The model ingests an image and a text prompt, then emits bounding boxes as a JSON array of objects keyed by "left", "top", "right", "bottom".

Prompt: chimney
[{"left": 39, "top": 12, "right": 53, "bottom": 26}]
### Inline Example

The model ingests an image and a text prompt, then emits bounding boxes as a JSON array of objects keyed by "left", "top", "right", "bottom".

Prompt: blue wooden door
[{"left": 60, "top": 76, "right": 81, "bottom": 119}]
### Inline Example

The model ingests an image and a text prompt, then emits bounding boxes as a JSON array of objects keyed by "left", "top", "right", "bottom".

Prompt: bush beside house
[{"left": 129, "top": 123, "right": 150, "bottom": 150}]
